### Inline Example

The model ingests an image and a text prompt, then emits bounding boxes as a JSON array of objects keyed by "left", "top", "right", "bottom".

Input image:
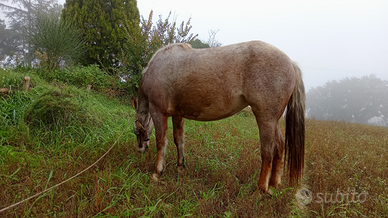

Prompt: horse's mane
[
  {"left": 142, "top": 43, "right": 192, "bottom": 74},
  {"left": 159, "top": 43, "right": 192, "bottom": 53}
]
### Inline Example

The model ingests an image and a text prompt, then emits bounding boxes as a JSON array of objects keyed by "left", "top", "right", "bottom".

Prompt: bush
[
  {"left": 46, "top": 65, "right": 115, "bottom": 91},
  {"left": 27, "top": 88, "right": 80, "bottom": 126},
  {"left": 23, "top": 11, "right": 84, "bottom": 70}
]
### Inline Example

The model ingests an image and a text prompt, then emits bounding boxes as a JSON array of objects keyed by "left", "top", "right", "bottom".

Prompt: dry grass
[
  {"left": 1, "top": 114, "right": 387, "bottom": 217},
  {"left": 304, "top": 120, "right": 388, "bottom": 217}
]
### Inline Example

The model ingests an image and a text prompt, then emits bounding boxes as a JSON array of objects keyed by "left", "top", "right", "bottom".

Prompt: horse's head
[{"left": 133, "top": 99, "right": 154, "bottom": 153}]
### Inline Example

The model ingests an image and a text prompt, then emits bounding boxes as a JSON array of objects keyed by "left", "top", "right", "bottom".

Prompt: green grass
[{"left": 1, "top": 68, "right": 387, "bottom": 217}]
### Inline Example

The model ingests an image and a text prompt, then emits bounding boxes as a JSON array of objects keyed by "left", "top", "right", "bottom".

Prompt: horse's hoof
[
  {"left": 252, "top": 190, "right": 261, "bottom": 199},
  {"left": 253, "top": 187, "right": 273, "bottom": 198},
  {"left": 177, "top": 166, "right": 186, "bottom": 176},
  {"left": 267, "top": 188, "right": 274, "bottom": 196},
  {"left": 151, "top": 173, "right": 160, "bottom": 182},
  {"left": 151, "top": 173, "right": 167, "bottom": 185}
]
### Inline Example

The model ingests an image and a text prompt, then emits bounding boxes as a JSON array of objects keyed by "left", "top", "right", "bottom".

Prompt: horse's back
[{"left": 141, "top": 41, "right": 296, "bottom": 121}]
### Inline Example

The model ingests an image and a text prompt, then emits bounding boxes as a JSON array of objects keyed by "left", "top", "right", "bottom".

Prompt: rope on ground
[{"left": 0, "top": 119, "right": 133, "bottom": 214}]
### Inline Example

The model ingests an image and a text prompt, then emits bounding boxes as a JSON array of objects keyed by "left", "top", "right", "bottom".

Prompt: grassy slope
[{"left": 0, "top": 70, "right": 387, "bottom": 217}]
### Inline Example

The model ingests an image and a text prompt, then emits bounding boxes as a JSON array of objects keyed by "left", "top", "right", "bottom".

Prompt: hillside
[{"left": 0, "top": 69, "right": 387, "bottom": 217}]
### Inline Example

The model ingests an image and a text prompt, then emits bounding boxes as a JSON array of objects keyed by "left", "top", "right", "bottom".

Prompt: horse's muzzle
[{"left": 138, "top": 140, "right": 150, "bottom": 153}]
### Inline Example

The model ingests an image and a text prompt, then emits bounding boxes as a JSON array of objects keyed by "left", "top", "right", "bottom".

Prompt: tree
[
  {"left": 123, "top": 10, "right": 197, "bottom": 74},
  {"left": 0, "top": 0, "right": 62, "bottom": 60},
  {"left": 307, "top": 75, "right": 388, "bottom": 126},
  {"left": 120, "top": 10, "right": 197, "bottom": 96},
  {"left": 61, "top": 0, "right": 140, "bottom": 71},
  {"left": 0, "top": 19, "right": 21, "bottom": 61}
]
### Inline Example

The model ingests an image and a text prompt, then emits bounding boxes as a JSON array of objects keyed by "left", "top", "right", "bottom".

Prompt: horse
[{"left": 133, "top": 41, "right": 305, "bottom": 194}]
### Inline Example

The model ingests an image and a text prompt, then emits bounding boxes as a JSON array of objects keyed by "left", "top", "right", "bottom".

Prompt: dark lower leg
[
  {"left": 172, "top": 116, "right": 185, "bottom": 168},
  {"left": 269, "top": 126, "right": 285, "bottom": 188}
]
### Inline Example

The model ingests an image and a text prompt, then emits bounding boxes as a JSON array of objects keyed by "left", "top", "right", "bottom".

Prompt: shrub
[
  {"left": 27, "top": 88, "right": 80, "bottom": 126},
  {"left": 23, "top": 11, "right": 84, "bottom": 71},
  {"left": 44, "top": 65, "right": 115, "bottom": 91}
]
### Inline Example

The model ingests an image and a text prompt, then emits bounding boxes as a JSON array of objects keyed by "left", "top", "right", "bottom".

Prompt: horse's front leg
[
  {"left": 151, "top": 111, "right": 168, "bottom": 181},
  {"left": 172, "top": 116, "right": 185, "bottom": 174}
]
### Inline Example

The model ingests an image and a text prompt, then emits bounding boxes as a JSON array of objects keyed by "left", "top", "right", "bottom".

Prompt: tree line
[{"left": 307, "top": 75, "right": 388, "bottom": 127}]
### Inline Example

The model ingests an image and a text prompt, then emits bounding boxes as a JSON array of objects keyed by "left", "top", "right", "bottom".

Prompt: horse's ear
[{"left": 133, "top": 98, "right": 137, "bottom": 110}]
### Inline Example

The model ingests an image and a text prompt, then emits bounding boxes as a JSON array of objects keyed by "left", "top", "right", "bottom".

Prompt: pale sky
[
  {"left": 14, "top": 0, "right": 388, "bottom": 91},
  {"left": 135, "top": 0, "right": 388, "bottom": 91}
]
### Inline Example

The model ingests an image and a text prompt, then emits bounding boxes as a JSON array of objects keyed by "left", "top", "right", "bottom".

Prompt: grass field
[{"left": 1, "top": 69, "right": 387, "bottom": 217}]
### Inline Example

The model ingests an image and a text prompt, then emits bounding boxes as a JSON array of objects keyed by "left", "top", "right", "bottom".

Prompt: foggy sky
[
  {"left": 136, "top": 0, "right": 388, "bottom": 91},
  {"left": 9, "top": 0, "right": 388, "bottom": 91}
]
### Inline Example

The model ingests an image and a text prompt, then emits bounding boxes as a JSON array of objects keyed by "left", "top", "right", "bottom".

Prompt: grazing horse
[{"left": 133, "top": 41, "right": 305, "bottom": 193}]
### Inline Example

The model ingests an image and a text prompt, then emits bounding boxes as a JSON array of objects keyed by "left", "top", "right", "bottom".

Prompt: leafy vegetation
[
  {"left": 61, "top": 0, "right": 140, "bottom": 69},
  {"left": 46, "top": 65, "right": 115, "bottom": 91},
  {"left": 120, "top": 10, "right": 198, "bottom": 95},
  {"left": 0, "top": 68, "right": 387, "bottom": 217},
  {"left": 0, "top": 0, "right": 62, "bottom": 63},
  {"left": 2, "top": 0, "right": 200, "bottom": 97},
  {"left": 23, "top": 11, "right": 85, "bottom": 70},
  {"left": 189, "top": 39, "right": 210, "bottom": 49}
]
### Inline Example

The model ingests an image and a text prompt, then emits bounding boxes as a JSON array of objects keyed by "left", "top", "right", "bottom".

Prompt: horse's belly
[
  {"left": 174, "top": 95, "right": 248, "bottom": 121},
  {"left": 191, "top": 107, "right": 247, "bottom": 121}
]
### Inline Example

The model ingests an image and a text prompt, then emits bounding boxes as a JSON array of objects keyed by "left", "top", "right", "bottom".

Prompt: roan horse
[{"left": 133, "top": 41, "right": 305, "bottom": 193}]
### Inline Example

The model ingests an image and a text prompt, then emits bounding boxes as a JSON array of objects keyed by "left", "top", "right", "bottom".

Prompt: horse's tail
[{"left": 285, "top": 62, "right": 306, "bottom": 186}]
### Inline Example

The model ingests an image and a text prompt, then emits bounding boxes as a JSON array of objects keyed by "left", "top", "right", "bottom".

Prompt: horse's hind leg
[
  {"left": 172, "top": 116, "right": 186, "bottom": 173},
  {"left": 268, "top": 125, "right": 285, "bottom": 188},
  {"left": 255, "top": 119, "right": 277, "bottom": 193}
]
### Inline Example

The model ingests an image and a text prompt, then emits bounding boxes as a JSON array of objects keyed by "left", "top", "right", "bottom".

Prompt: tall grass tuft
[{"left": 23, "top": 11, "right": 84, "bottom": 70}]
